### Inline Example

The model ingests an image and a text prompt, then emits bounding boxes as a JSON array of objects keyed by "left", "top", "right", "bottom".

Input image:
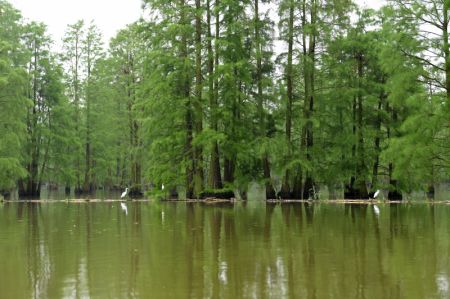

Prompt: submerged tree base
[
  {"left": 128, "top": 189, "right": 144, "bottom": 198},
  {"left": 199, "top": 188, "right": 235, "bottom": 200},
  {"left": 2, "top": 198, "right": 450, "bottom": 206},
  {"left": 344, "top": 185, "right": 369, "bottom": 200},
  {"left": 388, "top": 190, "right": 403, "bottom": 200}
]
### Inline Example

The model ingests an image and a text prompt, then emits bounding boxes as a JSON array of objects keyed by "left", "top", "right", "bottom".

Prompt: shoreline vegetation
[
  {"left": 1, "top": 0, "right": 449, "bottom": 201},
  {"left": 1, "top": 198, "right": 449, "bottom": 205}
]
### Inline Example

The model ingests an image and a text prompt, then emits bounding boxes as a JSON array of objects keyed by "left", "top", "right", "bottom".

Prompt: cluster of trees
[
  {"left": 0, "top": 0, "right": 449, "bottom": 199},
  {"left": 139, "top": 0, "right": 449, "bottom": 200},
  {"left": 0, "top": 1, "right": 68, "bottom": 197},
  {"left": 0, "top": 1, "right": 142, "bottom": 197}
]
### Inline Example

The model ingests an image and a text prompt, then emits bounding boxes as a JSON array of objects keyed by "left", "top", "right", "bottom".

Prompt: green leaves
[
  {"left": 0, "top": 1, "right": 27, "bottom": 191},
  {"left": 1, "top": 0, "right": 449, "bottom": 198}
]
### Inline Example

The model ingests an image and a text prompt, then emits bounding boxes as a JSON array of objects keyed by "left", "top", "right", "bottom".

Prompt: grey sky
[
  {"left": 358, "top": 0, "right": 386, "bottom": 9},
  {"left": 9, "top": 0, "right": 142, "bottom": 48},
  {"left": 9, "top": 0, "right": 385, "bottom": 50}
]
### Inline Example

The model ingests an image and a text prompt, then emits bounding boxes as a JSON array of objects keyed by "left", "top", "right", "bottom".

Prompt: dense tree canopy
[
  {"left": 0, "top": 1, "right": 27, "bottom": 191},
  {"left": 0, "top": 0, "right": 449, "bottom": 200}
]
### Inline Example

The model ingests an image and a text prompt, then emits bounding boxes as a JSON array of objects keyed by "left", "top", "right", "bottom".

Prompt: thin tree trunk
[
  {"left": 180, "top": 0, "right": 194, "bottom": 198},
  {"left": 355, "top": 52, "right": 368, "bottom": 198},
  {"left": 22, "top": 36, "right": 40, "bottom": 197},
  {"left": 388, "top": 109, "right": 402, "bottom": 200},
  {"left": 83, "top": 97, "right": 91, "bottom": 192},
  {"left": 31, "top": 38, "right": 39, "bottom": 196},
  {"left": 194, "top": 0, "right": 204, "bottom": 197},
  {"left": 127, "top": 52, "right": 142, "bottom": 196},
  {"left": 372, "top": 89, "right": 384, "bottom": 188},
  {"left": 224, "top": 69, "right": 239, "bottom": 184},
  {"left": 207, "top": 0, "right": 222, "bottom": 189},
  {"left": 301, "top": 0, "right": 317, "bottom": 199},
  {"left": 83, "top": 37, "right": 92, "bottom": 193},
  {"left": 281, "top": 1, "right": 294, "bottom": 199},
  {"left": 75, "top": 33, "right": 81, "bottom": 194},
  {"left": 443, "top": 2, "right": 450, "bottom": 115},
  {"left": 254, "top": 0, "right": 275, "bottom": 199},
  {"left": 38, "top": 111, "right": 52, "bottom": 194}
]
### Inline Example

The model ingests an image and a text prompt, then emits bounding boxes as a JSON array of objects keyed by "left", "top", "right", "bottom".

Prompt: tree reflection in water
[{"left": 0, "top": 201, "right": 448, "bottom": 298}]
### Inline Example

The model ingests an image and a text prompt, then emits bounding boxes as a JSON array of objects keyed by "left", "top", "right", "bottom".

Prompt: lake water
[{"left": 0, "top": 201, "right": 449, "bottom": 298}]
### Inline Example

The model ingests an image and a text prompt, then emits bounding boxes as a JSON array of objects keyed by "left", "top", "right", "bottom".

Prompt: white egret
[
  {"left": 120, "top": 202, "right": 128, "bottom": 215},
  {"left": 162, "top": 184, "right": 165, "bottom": 190},
  {"left": 121, "top": 187, "right": 129, "bottom": 199},
  {"left": 373, "top": 204, "right": 380, "bottom": 216},
  {"left": 373, "top": 189, "right": 380, "bottom": 199}
]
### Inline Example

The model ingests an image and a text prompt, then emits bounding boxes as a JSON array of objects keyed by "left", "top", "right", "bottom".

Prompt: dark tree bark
[
  {"left": 345, "top": 52, "right": 368, "bottom": 199},
  {"left": 180, "top": 0, "right": 194, "bottom": 199},
  {"left": 372, "top": 88, "right": 385, "bottom": 188},
  {"left": 281, "top": 1, "right": 294, "bottom": 199},
  {"left": 207, "top": 0, "right": 223, "bottom": 189},
  {"left": 83, "top": 48, "right": 92, "bottom": 193},
  {"left": 193, "top": 0, "right": 204, "bottom": 198},
  {"left": 301, "top": 0, "right": 317, "bottom": 199},
  {"left": 387, "top": 109, "right": 402, "bottom": 200},
  {"left": 254, "top": 0, "right": 275, "bottom": 199},
  {"left": 355, "top": 53, "right": 369, "bottom": 198}
]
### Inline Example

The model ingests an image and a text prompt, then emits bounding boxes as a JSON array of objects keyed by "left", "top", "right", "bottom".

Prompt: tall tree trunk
[
  {"left": 372, "top": 89, "right": 384, "bottom": 188},
  {"left": 131, "top": 118, "right": 142, "bottom": 195},
  {"left": 254, "top": 0, "right": 275, "bottom": 199},
  {"left": 207, "top": 0, "right": 223, "bottom": 189},
  {"left": 346, "top": 52, "right": 368, "bottom": 199},
  {"left": 193, "top": 0, "right": 204, "bottom": 198},
  {"left": 345, "top": 94, "right": 358, "bottom": 199},
  {"left": 224, "top": 70, "right": 239, "bottom": 184},
  {"left": 355, "top": 53, "right": 368, "bottom": 198},
  {"left": 224, "top": 158, "right": 235, "bottom": 184},
  {"left": 443, "top": 2, "right": 450, "bottom": 116},
  {"left": 281, "top": 1, "right": 294, "bottom": 199},
  {"left": 75, "top": 33, "right": 81, "bottom": 194},
  {"left": 292, "top": 168, "right": 303, "bottom": 199},
  {"left": 83, "top": 89, "right": 91, "bottom": 192},
  {"left": 387, "top": 109, "right": 402, "bottom": 200},
  {"left": 31, "top": 39, "right": 39, "bottom": 196},
  {"left": 127, "top": 53, "right": 142, "bottom": 196},
  {"left": 128, "top": 84, "right": 134, "bottom": 188},
  {"left": 180, "top": 0, "right": 194, "bottom": 199},
  {"left": 84, "top": 39, "right": 92, "bottom": 193},
  {"left": 21, "top": 36, "right": 40, "bottom": 197},
  {"left": 301, "top": 0, "right": 317, "bottom": 199},
  {"left": 38, "top": 111, "right": 52, "bottom": 194},
  {"left": 83, "top": 131, "right": 91, "bottom": 192}
]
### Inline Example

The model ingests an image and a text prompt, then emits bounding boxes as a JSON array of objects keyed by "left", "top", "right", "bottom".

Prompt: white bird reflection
[
  {"left": 436, "top": 273, "right": 449, "bottom": 296},
  {"left": 373, "top": 205, "right": 380, "bottom": 217},
  {"left": 120, "top": 202, "right": 128, "bottom": 215},
  {"left": 219, "top": 261, "right": 228, "bottom": 285}
]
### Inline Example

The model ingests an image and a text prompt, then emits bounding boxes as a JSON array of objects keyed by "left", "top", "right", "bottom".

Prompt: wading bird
[
  {"left": 120, "top": 202, "right": 128, "bottom": 215},
  {"left": 121, "top": 187, "right": 129, "bottom": 199},
  {"left": 373, "top": 189, "right": 380, "bottom": 199},
  {"left": 162, "top": 184, "right": 164, "bottom": 190}
]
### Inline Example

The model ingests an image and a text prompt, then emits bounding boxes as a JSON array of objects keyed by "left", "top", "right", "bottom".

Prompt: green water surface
[{"left": 0, "top": 201, "right": 449, "bottom": 298}]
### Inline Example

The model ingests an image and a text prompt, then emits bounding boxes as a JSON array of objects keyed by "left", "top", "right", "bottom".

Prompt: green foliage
[
  {"left": 0, "top": 0, "right": 449, "bottom": 199},
  {"left": 0, "top": 1, "right": 27, "bottom": 191}
]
